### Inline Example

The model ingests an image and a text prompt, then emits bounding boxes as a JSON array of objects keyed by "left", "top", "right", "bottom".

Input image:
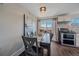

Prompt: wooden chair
[
  {"left": 50, "top": 33, "right": 53, "bottom": 42},
  {"left": 40, "top": 33, "right": 53, "bottom": 56},
  {"left": 22, "top": 36, "right": 38, "bottom": 56}
]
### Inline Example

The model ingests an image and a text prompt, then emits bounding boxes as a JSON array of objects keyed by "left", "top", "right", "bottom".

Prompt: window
[
  {"left": 25, "top": 20, "right": 36, "bottom": 36},
  {"left": 40, "top": 20, "right": 47, "bottom": 27},
  {"left": 40, "top": 19, "right": 53, "bottom": 28},
  {"left": 71, "top": 18, "right": 79, "bottom": 26}
]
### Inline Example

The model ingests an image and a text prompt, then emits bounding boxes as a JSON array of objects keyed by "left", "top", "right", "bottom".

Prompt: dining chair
[
  {"left": 40, "top": 32, "right": 53, "bottom": 56},
  {"left": 22, "top": 36, "right": 38, "bottom": 56}
]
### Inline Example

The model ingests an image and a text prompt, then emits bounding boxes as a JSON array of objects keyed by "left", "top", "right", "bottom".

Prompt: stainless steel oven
[{"left": 61, "top": 33, "right": 76, "bottom": 47}]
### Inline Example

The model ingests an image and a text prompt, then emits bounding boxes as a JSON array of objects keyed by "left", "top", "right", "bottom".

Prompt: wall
[
  {"left": 69, "top": 13, "right": 79, "bottom": 33},
  {"left": 0, "top": 4, "right": 37, "bottom": 56}
]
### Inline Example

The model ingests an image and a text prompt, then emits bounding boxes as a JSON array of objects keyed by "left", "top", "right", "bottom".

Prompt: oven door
[
  {"left": 63, "top": 33, "right": 74, "bottom": 39},
  {"left": 61, "top": 33, "right": 75, "bottom": 46}
]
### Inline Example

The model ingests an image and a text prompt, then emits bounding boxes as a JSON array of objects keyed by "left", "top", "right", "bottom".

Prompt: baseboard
[{"left": 11, "top": 46, "right": 25, "bottom": 56}]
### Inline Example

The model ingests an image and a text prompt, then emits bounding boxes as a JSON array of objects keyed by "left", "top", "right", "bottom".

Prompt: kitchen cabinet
[
  {"left": 76, "top": 34, "right": 79, "bottom": 47},
  {"left": 58, "top": 15, "right": 70, "bottom": 22}
]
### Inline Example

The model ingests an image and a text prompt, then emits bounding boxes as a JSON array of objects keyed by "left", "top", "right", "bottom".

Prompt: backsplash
[{"left": 69, "top": 25, "right": 79, "bottom": 34}]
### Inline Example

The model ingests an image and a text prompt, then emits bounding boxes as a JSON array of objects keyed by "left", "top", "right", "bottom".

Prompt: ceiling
[{"left": 20, "top": 3, "right": 79, "bottom": 18}]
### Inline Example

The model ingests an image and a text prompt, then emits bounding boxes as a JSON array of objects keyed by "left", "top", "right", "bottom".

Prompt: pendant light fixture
[
  {"left": 40, "top": 3, "right": 47, "bottom": 16},
  {"left": 40, "top": 6, "right": 46, "bottom": 12}
]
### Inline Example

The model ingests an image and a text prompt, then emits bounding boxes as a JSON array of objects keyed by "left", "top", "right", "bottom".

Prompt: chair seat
[
  {"left": 32, "top": 46, "right": 43, "bottom": 55},
  {"left": 40, "top": 42, "right": 50, "bottom": 56},
  {"left": 40, "top": 42, "right": 50, "bottom": 48}
]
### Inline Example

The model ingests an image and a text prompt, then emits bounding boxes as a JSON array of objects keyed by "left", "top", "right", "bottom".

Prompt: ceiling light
[{"left": 40, "top": 6, "right": 46, "bottom": 12}]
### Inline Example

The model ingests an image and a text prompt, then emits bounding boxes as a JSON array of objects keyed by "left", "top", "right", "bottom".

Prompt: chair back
[
  {"left": 22, "top": 36, "right": 38, "bottom": 56},
  {"left": 50, "top": 33, "right": 53, "bottom": 42}
]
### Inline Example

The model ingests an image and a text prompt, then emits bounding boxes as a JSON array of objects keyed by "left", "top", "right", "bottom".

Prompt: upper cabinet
[{"left": 58, "top": 15, "right": 71, "bottom": 22}]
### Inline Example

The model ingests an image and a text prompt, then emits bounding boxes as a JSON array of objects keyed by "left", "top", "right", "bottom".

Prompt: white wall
[{"left": 0, "top": 4, "right": 37, "bottom": 56}]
